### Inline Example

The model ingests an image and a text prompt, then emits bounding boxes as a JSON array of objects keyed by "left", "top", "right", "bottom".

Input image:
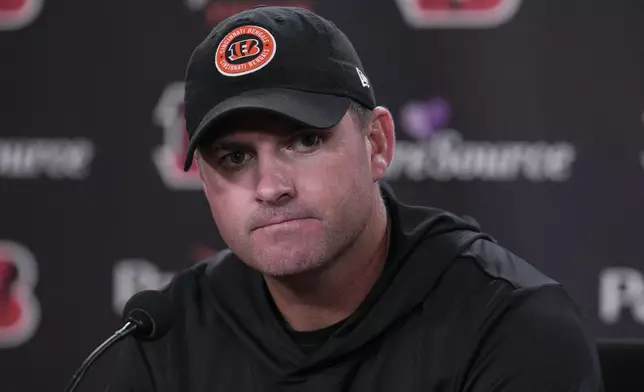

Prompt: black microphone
[{"left": 63, "top": 290, "right": 173, "bottom": 392}]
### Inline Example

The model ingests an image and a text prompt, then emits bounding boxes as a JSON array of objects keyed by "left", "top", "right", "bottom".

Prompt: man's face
[{"left": 196, "top": 109, "right": 378, "bottom": 277}]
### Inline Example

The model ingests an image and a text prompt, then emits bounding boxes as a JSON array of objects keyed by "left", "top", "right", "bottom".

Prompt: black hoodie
[{"left": 107, "top": 184, "right": 604, "bottom": 392}]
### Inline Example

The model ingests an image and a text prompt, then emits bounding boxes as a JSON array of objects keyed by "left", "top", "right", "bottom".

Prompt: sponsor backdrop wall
[{"left": 1, "top": 0, "right": 643, "bottom": 391}]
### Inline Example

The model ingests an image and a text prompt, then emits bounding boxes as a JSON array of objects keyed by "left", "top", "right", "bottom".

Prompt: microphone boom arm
[{"left": 63, "top": 321, "right": 138, "bottom": 392}]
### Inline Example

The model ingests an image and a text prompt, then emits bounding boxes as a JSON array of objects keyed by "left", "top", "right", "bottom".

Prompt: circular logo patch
[{"left": 215, "top": 25, "right": 277, "bottom": 77}]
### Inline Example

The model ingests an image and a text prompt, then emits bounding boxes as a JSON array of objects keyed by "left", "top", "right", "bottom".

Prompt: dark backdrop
[{"left": 1, "top": 0, "right": 643, "bottom": 391}]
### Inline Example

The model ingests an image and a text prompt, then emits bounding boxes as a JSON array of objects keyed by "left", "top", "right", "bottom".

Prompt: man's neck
[{"left": 263, "top": 192, "right": 390, "bottom": 332}]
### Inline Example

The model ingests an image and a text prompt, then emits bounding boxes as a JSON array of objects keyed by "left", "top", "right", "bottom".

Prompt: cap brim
[{"left": 183, "top": 88, "right": 350, "bottom": 171}]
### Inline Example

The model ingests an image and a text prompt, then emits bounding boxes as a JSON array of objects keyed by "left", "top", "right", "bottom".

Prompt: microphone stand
[{"left": 63, "top": 321, "right": 138, "bottom": 392}]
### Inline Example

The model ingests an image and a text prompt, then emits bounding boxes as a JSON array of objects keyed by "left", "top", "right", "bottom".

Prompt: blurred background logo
[
  {"left": 183, "top": 0, "right": 313, "bottom": 26},
  {"left": 385, "top": 98, "right": 577, "bottom": 182},
  {"left": 599, "top": 267, "right": 644, "bottom": 326},
  {"left": 152, "top": 82, "right": 201, "bottom": 190},
  {"left": 0, "top": 0, "right": 43, "bottom": 30},
  {"left": 395, "top": 0, "right": 522, "bottom": 28},
  {"left": 0, "top": 138, "right": 94, "bottom": 180},
  {"left": 0, "top": 241, "right": 40, "bottom": 349}
]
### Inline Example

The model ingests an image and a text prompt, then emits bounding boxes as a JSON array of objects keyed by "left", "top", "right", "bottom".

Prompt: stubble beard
[
  {"left": 249, "top": 215, "right": 369, "bottom": 279},
  {"left": 236, "top": 181, "right": 378, "bottom": 279}
]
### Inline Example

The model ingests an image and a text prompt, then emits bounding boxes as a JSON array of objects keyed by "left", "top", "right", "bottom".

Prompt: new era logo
[{"left": 356, "top": 67, "right": 370, "bottom": 88}]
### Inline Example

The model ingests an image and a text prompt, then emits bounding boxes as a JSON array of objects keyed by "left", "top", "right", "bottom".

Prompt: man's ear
[{"left": 365, "top": 106, "right": 396, "bottom": 182}]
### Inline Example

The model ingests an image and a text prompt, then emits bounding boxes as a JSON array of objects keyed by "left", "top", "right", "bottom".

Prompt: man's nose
[{"left": 254, "top": 154, "right": 295, "bottom": 205}]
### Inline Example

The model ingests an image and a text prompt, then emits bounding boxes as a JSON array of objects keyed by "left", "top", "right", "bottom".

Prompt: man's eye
[
  {"left": 220, "top": 151, "right": 250, "bottom": 168},
  {"left": 291, "top": 133, "right": 324, "bottom": 151}
]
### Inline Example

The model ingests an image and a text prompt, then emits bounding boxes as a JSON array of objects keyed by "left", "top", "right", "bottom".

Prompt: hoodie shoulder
[
  {"left": 460, "top": 238, "right": 559, "bottom": 290},
  {"left": 451, "top": 241, "right": 604, "bottom": 391},
  {"left": 419, "top": 238, "right": 602, "bottom": 390}
]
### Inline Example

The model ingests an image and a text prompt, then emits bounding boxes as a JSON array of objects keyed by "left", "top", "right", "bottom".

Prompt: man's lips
[{"left": 251, "top": 216, "right": 315, "bottom": 231}]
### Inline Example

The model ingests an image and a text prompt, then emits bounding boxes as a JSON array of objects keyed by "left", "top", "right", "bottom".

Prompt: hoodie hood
[{"left": 201, "top": 182, "right": 492, "bottom": 377}]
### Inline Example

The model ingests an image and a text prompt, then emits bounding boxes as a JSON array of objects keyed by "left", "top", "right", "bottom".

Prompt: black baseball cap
[{"left": 182, "top": 6, "right": 377, "bottom": 171}]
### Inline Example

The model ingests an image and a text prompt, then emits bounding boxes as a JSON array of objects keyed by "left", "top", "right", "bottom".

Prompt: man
[{"left": 108, "top": 6, "right": 604, "bottom": 391}]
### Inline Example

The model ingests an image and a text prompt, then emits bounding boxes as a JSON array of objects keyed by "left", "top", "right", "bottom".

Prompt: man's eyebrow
[{"left": 208, "top": 140, "right": 254, "bottom": 151}]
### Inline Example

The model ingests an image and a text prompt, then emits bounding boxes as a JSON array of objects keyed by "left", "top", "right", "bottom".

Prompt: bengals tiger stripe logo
[
  {"left": 215, "top": 25, "right": 276, "bottom": 77},
  {"left": 227, "top": 39, "right": 261, "bottom": 62}
]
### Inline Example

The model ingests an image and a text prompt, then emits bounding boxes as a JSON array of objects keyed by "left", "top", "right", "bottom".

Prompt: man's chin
[{"left": 247, "top": 251, "right": 328, "bottom": 278}]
